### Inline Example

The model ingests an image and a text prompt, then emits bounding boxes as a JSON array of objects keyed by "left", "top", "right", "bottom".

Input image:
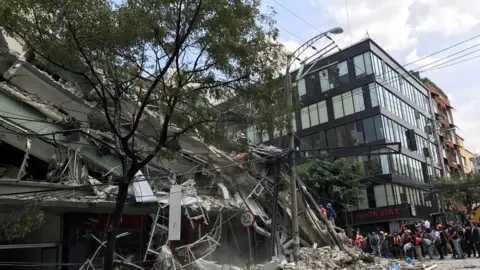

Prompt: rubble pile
[{"left": 278, "top": 246, "right": 391, "bottom": 270}]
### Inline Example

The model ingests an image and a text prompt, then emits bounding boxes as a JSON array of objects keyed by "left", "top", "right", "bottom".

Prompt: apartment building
[
  {"left": 421, "top": 78, "right": 466, "bottom": 177},
  {"left": 456, "top": 135, "right": 475, "bottom": 174}
]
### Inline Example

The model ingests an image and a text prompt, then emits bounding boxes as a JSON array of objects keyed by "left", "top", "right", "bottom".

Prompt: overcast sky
[{"left": 266, "top": 0, "right": 480, "bottom": 152}]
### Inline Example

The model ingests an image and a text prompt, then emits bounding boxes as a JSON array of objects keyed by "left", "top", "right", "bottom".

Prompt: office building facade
[{"left": 248, "top": 39, "right": 443, "bottom": 233}]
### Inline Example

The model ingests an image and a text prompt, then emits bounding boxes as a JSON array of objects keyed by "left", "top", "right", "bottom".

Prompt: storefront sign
[{"left": 339, "top": 208, "right": 401, "bottom": 222}]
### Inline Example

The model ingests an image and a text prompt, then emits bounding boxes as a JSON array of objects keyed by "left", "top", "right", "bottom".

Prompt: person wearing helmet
[{"left": 435, "top": 224, "right": 446, "bottom": 260}]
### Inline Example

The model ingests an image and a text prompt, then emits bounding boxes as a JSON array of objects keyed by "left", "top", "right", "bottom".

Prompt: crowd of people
[{"left": 352, "top": 219, "right": 480, "bottom": 261}]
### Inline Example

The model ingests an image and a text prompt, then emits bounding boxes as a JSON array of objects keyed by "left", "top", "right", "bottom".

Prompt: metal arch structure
[{"left": 285, "top": 28, "right": 342, "bottom": 83}]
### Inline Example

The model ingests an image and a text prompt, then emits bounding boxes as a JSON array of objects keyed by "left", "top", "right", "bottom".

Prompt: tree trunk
[{"left": 103, "top": 180, "right": 130, "bottom": 270}]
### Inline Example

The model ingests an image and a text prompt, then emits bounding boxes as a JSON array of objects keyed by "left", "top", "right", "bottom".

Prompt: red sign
[{"left": 340, "top": 208, "right": 401, "bottom": 221}]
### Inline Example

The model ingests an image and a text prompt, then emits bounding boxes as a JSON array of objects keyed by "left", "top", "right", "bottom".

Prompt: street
[{"left": 429, "top": 258, "right": 480, "bottom": 270}]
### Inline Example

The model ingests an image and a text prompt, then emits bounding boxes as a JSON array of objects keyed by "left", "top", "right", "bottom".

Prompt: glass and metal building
[{"left": 248, "top": 38, "right": 443, "bottom": 232}]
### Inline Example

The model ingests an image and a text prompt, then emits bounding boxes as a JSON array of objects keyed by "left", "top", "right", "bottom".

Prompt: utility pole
[
  {"left": 270, "top": 158, "right": 281, "bottom": 258},
  {"left": 285, "top": 55, "right": 300, "bottom": 261},
  {"left": 283, "top": 27, "right": 343, "bottom": 261}
]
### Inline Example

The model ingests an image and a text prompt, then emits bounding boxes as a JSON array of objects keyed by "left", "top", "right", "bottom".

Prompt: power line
[{"left": 272, "top": 1, "right": 480, "bottom": 100}]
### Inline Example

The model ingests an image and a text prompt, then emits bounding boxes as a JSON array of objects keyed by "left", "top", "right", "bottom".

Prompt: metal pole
[
  {"left": 285, "top": 55, "right": 300, "bottom": 261},
  {"left": 270, "top": 160, "right": 280, "bottom": 258}
]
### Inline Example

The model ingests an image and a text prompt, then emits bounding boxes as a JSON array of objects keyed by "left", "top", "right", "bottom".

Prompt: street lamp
[
  {"left": 284, "top": 27, "right": 342, "bottom": 262},
  {"left": 328, "top": 27, "right": 344, "bottom": 35}
]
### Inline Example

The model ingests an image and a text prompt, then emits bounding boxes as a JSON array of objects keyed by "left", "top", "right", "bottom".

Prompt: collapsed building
[{"left": 0, "top": 30, "right": 357, "bottom": 270}]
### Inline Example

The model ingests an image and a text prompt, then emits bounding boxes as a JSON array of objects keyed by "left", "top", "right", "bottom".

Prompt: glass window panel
[
  {"left": 333, "top": 94, "right": 344, "bottom": 119},
  {"left": 326, "top": 128, "right": 337, "bottom": 148},
  {"left": 364, "top": 52, "right": 373, "bottom": 74},
  {"left": 319, "top": 69, "right": 330, "bottom": 91},
  {"left": 309, "top": 104, "right": 319, "bottom": 126},
  {"left": 363, "top": 117, "right": 376, "bottom": 143},
  {"left": 319, "top": 131, "right": 327, "bottom": 148},
  {"left": 318, "top": 100, "right": 328, "bottom": 123},
  {"left": 338, "top": 61, "right": 349, "bottom": 83},
  {"left": 336, "top": 125, "right": 348, "bottom": 147},
  {"left": 297, "top": 78, "right": 306, "bottom": 96},
  {"left": 356, "top": 120, "right": 365, "bottom": 144},
  {"left": 374, "top": 115, "right": 384, "bottom": 140},
  {"left": 352, "top": 88, "right": 365, "bottom": 112},
  {"left": 342, "top": 91, "right": 355, "bottom": 116},
  {"left": 301, "top": 107, "right": 310, "bottom": 129},
  {"left": 380, "top": 155, "right": 390, "bottom": 174},
  {"left": 302, "top": 136, "right": 312, "bottom": 149},
  {"left": 354, "top": 54, "right": 366, "bottom": 78},
  {"left": 311, "top": 133, "right": 321, "bottom": 148},
  {"left": 370, "top": 84, "right": 379, "bottom": 107}
]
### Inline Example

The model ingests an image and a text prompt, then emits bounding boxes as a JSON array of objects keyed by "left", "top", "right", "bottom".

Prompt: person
[
  {"left": 414, "top": 231, "right": 424, "bottom": 261},
  {"left": 370, "top": 232, "right": 381, "bottom": 256},
  {"left": 424, "top": 218, "right": 431, "bottom": 230},
  {"left": 448, "top": 221, "right": 465, "bottom": 259},
  {"left": 400, "top": 221, "right": 407, "bottom": 234},
  {"left": 381, "top": 232, "right": 391, "bottom": 258},
  {"left": 464, "top": 225, "right": 473, "bottom": 258},
  {"left": 472, "top": 223, "right": 480, "bottom": 258},
  {"left": 326, "top": 203, "right": 336, "bottom": 225},
  {"left": 392, "top": 231, "right": 401, "bottom": 258},
  {"left": 422, "top": 229, "right": 435, "bottom": 259},
  {"left": 414, "top": 221, "right": 422, "bottom": 233},
  {"left": 354, "top": 230, "right": 361, "bottom": 247},
  {"left": 403, "top": 230, "right": 415, "bottom": 259},
  {"left": 433, "top": 224, "right": 445, "bottom": 260},
  {"left": 320, "top": 204, "right": 327, "bottom": 217}
]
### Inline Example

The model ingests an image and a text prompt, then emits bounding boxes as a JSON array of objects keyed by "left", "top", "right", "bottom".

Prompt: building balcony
[
  {"left": 444, "top": 139, "right": 455, "bottom": 150},
  {"left": 440, "top": 119, "right": 449, "bottom": 127}
]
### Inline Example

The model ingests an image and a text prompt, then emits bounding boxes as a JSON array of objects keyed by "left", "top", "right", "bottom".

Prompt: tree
[
  {"left": 0, "top": 1, "right": 286, "bottom": 269},
  {"left": 296, "top": 153, "right": 365, "bottom": 212},
  {"left": 435, "top": 174, "right": 480, "bottom": 213}
]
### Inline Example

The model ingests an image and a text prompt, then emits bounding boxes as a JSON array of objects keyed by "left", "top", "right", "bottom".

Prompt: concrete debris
[
  {"left": 276, "top": 246, "right": 390, "bottom": 270},
  {"left": 193, "top": 259, "right": 243, "bottom": 270},
  {"left": 154, "top": 245, "right": 182, "bottom": 270}
]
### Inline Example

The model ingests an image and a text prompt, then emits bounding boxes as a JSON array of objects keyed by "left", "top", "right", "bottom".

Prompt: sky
[{"left": 264, "top": 0, "right": 480, "bottom": 153}]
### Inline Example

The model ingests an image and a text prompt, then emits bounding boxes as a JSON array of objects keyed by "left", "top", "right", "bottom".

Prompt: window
[
  {"left": 326, "top": 128, "right": 337, "bottom": 148},
  {"left": 462, "top": 156, "right": 467, "bottom": 166},
  {"left": 333, "top": 94, "right": 344, "bottom": 119},
  {"left": 297, "top": 78, "right": 306, "bottom": 97},
  {"left": 353, "top": 52, "right": 373, "bottom": 78},
  {"left": 300, "top": 100, "right": 328, "bottom": 129},
  {"left": 363, "top": 117, "right": 376, "bottom": 143},
  {"left": 342, "top": 92, "right": 354, "bottom": 116},
  {"left": 371, "top": 53, "right": 384, "bottom": 78},
  {"left": 336, "top": 125, "right": 348, "bottom": 147},
  {"left": 352, "top": 88, "right": 365, "bottom": 111},
  {"left": 370, "top": 82, "right": 418, "bottom": 127},
  {"left": 318, "top": 100, "right": 328, "bottom": 124},
  {"left": 309, "top": 104, "right": 319, "bottom": 126},
  {"left": 301, "top": 107, "right": 310, "bottom": 129},
  {"left": 319, "top": 61, "right": 349, "bottom": 91},
  {"left": 332, "top": 90, "right": 365, "bottom": 119},
  {"left": 374, "top": 115, "right": 384, "bottom": 140},
  {"left": 369, "top": 84, "right": 379, "bottom": 107}
]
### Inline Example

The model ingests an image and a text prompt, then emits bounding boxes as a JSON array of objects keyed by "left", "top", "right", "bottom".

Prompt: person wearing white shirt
[{"left": 424, "top": 219, "right": 431, "bottom": 230}]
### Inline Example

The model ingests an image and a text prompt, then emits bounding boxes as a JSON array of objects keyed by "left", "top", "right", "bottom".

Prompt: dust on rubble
[{"left": 275, "top": 246, "right": 392, "bottom": 270}]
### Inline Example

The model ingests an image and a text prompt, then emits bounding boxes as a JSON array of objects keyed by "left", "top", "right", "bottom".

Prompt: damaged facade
[{"left": 0, "top": 31, "right": 350, "bottom": 269}]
